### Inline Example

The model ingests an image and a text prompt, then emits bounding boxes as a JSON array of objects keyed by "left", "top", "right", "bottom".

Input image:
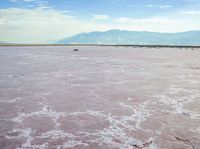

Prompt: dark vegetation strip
[{"left": 0, "top": 44, "right": 200, "bottom": 48}]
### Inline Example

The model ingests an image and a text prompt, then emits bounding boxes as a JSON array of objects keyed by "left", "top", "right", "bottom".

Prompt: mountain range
[{"left": 57, "top": 30, "right": 200, "bottom": 46}]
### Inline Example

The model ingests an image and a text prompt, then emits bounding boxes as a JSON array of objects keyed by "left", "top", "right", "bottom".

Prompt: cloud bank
[{"left": 0, "top": 0, "right": 200, "bottom": 43}]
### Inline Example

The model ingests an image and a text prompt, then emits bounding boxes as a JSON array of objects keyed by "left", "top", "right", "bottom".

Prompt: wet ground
[{"left": 0, "top": 46, "right": 200, "bottom": 149}]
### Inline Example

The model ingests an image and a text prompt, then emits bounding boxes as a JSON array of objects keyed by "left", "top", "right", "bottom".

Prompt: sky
[{"left": 0, "top": 0, "right": 200, "bottom": 43}]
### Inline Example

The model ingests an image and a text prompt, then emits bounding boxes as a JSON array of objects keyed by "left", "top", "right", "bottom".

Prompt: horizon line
[{"left": 0, "top": 44, "right": 200, "bottom": 48}]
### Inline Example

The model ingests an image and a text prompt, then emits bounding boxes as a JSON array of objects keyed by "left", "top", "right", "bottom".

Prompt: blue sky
[{"left": 0, "top": 0, "right": 200, "bottom": 43}]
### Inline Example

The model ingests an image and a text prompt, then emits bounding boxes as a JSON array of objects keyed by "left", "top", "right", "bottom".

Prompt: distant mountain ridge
[
  {"left": 57, "top": 30, "right": 200, "bottom": 46},
  {"left": 0, "top": 41, "right": 7, "bottom": 44}
]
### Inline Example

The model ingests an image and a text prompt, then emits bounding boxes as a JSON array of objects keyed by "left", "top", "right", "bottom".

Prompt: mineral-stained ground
[{"left": 0, "top": 46, "right": 200, "bottom": 149}]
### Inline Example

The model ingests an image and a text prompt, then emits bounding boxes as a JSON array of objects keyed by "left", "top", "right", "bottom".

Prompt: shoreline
[{"left": 0, "top": 44, "right": 200, "bottom": 48}]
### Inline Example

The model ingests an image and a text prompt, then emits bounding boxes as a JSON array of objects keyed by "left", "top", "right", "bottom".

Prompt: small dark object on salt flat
[{"left": 73, "top": 49, "right": 79, "bottom": 51}]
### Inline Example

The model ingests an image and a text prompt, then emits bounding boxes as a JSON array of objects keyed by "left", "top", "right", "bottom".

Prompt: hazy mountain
[
  {"left": 57, "top": 30, "right": 200, "bottom": 46},
  {"left": 0, "top": 41, "right": 12, "bottom": 44}
]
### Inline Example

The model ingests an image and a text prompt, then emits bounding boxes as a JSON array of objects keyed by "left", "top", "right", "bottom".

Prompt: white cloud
[
  {"left": 127, "top": 4, "right": 172, "bottom": 9},
  {"left": 0, "top": 8, "right": 111, "bottom": 43},
  {"left": 0, "top": 18, "right": 5, "bottom": 25},
  {"left": 186, "top": 0, "right": 194, "bottom": 1},
  {"left": 23, "top": 0, "right": 37, "bottom": 2},
  {"left": 10, "top": 0, "right": 38, "bottom": 2},
  {"left": 145, "top": 5, "right": 172, "bottom": 9},
  {"left": 115, "top": 17, "right": 180, "bottom": 24},
  {"left": 92, "top": 14, "right": 110, "bottom": 21},
  {"left": 181, "top": 11, "right": 200, "bottom": 15},
  {"left": 10, "top": 0, "right": 17, "bottom": 2},
  {"left": 0, "top": 7, "right": 200, "bottom": 43},
  {"left": 10, "top": 0, "right": 50, "bottom": 10}
]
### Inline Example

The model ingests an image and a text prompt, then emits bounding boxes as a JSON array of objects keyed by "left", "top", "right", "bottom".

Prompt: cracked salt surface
[
  {"left": 154, "top": 84, "right": 200, "bottom": 118},
  {"left": 0, "top": 97, "right": 20, "bottom": 103},
  {"left": 6, "top": 128, "right": 35, "bottom": 149},
  {"left": 7, "top": 100, "right": 156, "bottom": 148},
  {"left": 12, "top": 105, "right": 66, "bottom": 127},
  {"left": 1, "top": 46, "right": 200, "bottom": 148},
  {"left": 119, "top": 102, "right": 151, "bottom": 129},
  {"left": 40, "top": 130, "right": 78, "bottom": 140}
]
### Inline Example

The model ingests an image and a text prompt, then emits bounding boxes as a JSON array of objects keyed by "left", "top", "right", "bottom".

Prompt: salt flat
[{"left": 0, "top": 46, "right": 200, "bottom": 149}]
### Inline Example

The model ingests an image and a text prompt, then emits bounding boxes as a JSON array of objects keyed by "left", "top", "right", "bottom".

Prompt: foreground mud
[{"left": 0, "top": 46, "right": 200, "bottom": 149}]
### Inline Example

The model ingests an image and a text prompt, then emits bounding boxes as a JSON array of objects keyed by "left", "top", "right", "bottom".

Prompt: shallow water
[{"left": 0, "top": 46, "right": 200, "bottom": 149}]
